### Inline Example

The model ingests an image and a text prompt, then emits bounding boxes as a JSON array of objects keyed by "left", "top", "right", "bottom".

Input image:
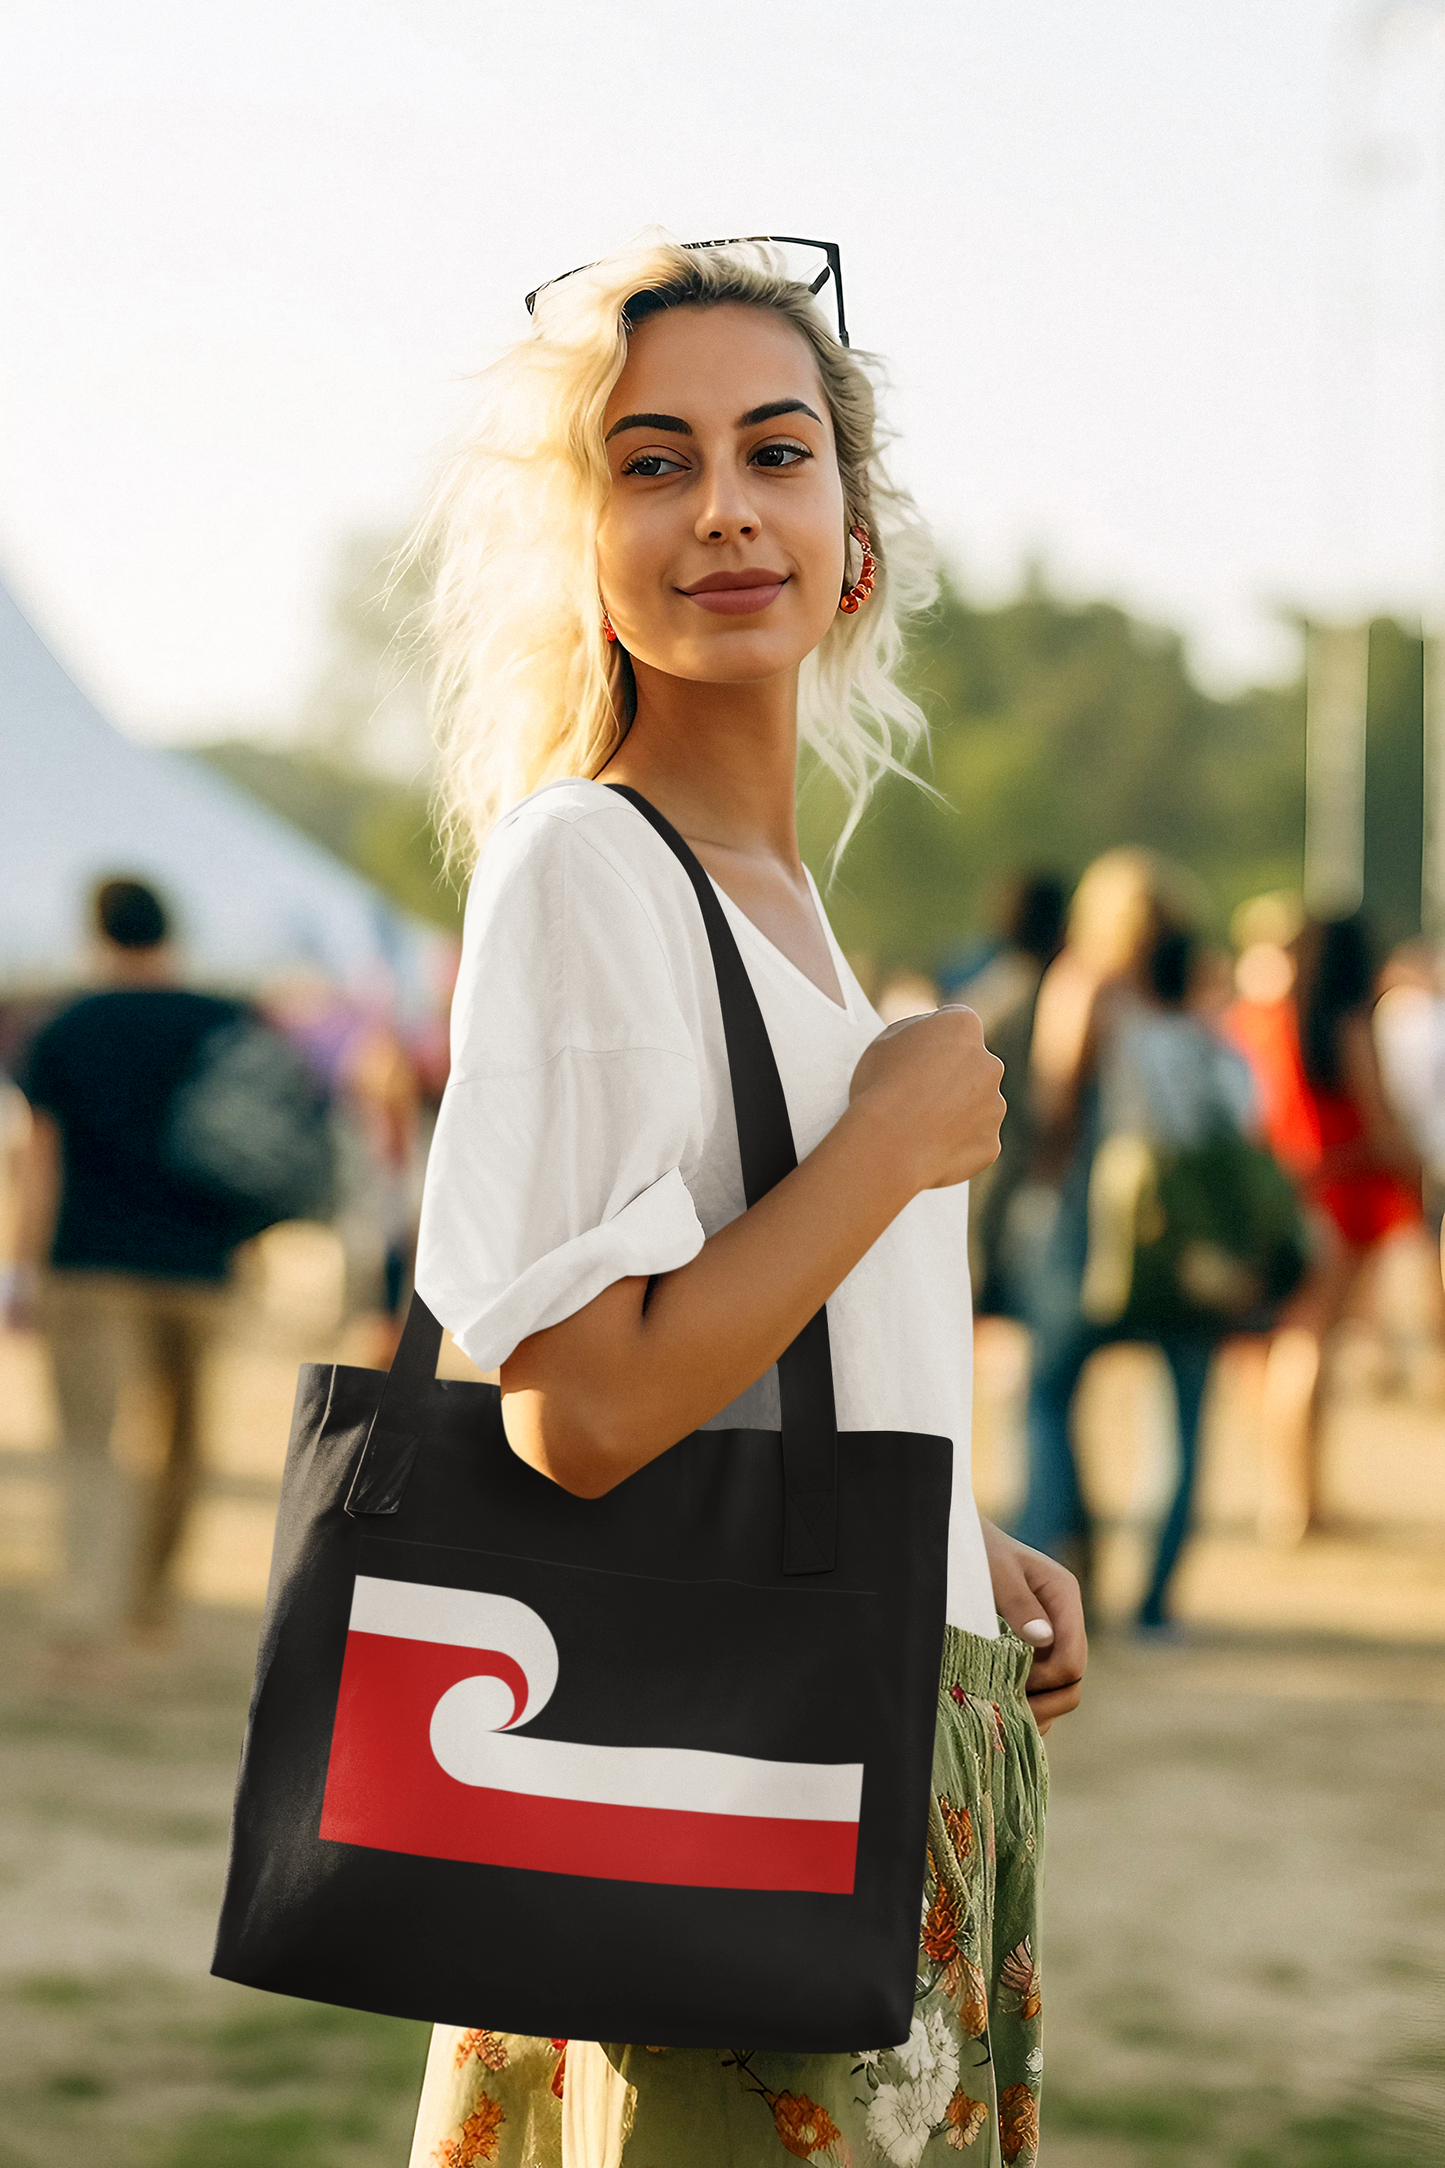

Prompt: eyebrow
[
  {"left": 604, "top": 397, "right": 824, "bottom": 444},
  {"left": 605, "top": 411, "right": 691, "bottom": 442},
  {"left": 738, "top": 399, "right": 823, "bottom": 428}
]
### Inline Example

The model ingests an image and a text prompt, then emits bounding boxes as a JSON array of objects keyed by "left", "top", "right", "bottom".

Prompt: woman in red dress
[{"left": 1229, "top": 913, "right": 1421, "bottom": 1541}]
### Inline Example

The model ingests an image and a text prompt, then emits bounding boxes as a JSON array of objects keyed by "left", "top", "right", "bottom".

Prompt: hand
[
  {"left": 848, "top": 1006, "right": 1005, "bottom": 1191},
  {"left": 979, "top": 1518, "right": 1086, "bottom": 1735}
]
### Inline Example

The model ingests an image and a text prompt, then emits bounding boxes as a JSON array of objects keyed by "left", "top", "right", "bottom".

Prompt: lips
[{"left": 680, "top": 569, "right": 789, "bottom": 617}]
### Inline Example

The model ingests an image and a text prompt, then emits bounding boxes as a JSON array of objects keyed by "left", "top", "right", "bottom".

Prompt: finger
[
  {"left": 990, "top": 1560, "right": 1054, "bottom": 1649},
  {"left": 1027, "top": 1681, "right": 1083, "bottom": 1724},
  {"left": 994, "top": 1598, "right": 1034, "bottom": 1642},
  {"left": 1019, "top": 1650, "right": 1077, "bottom": 1694},
  {"left": 1020, "top": 1552, "right": 1087, "bottom": 1680},
  {"left": 1024, "top": 1643, "right": 1086, "bottom": 1702},
  {"left": 1026, "top": 1672, "right": 1084, "bottom": 1703}
]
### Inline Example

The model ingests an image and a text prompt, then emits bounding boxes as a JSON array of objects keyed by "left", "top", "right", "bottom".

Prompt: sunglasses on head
[{"left": 524, "top": 235, "right": 849, "bottom": 348}]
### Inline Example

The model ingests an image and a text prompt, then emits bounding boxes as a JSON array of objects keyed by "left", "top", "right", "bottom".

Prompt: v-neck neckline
[{"left": 706, "top": 868, "right": 853, "bottom": 1018}]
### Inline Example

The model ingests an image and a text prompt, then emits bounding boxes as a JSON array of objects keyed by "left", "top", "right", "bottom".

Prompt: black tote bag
[{"left": 212, "top": 787, "right": 952, "bottom": 2052}]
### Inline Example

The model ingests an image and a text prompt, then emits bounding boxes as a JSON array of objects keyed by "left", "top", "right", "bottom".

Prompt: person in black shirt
[{"left": 10, "top": 879, "right": 249, "bottom": 1645}]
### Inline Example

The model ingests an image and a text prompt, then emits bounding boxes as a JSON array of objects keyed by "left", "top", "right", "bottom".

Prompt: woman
[
  {"left": 1232, "top": 913, "right": 1423, "bottom": 1543},
  {"left": 1081, "top": 925, "right": 1256, "bottom": 1627},
  {"left": 1011, "top": 851, "right": 1225, "bottom": 1626},
  {"left": 404, "top": 238, "right": 1084, "bottom": 2168}
]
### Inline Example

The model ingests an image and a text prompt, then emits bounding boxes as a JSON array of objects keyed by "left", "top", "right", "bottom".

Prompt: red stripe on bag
[{"left": 320, "top": 1628, "right": 859, "bottom": 1895}]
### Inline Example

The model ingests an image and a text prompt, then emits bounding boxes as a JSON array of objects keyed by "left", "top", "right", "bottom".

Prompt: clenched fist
[{"left": 849, "top": 1005, "right": 1006, "bottom": 1192}]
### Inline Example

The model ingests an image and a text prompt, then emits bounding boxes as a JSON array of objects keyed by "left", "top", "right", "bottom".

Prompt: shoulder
[
  {"left": 25, "top": 993, "right": 92, "bottom": 1048},
  {"left": 486, "top": 779, "right": 670, "bottom": 879},
  {"left": 470, "top": 779, "right": 689, "bottom": 944},
  {"left": 20, "top": 989, "right": 116, "bottom": 1067},
  {"left": 451, "top": 781, "right": 698, "bottom": 1074}
]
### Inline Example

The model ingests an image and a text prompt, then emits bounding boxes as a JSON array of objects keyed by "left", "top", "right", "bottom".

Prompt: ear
[{"left": 843, "top": 524, "right": 864, "bottom": 589}]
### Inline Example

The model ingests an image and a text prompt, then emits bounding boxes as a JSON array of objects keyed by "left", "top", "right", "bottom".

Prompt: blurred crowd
[
  {"left": 3, "top": 858, "right": 1444, "bottom": 1658},
  {"left": 924, "top": 857, "right": 1445, "bottom": 1629},
  {"left": 0, "top": 874, "right": 458, "bottom": 1658}
]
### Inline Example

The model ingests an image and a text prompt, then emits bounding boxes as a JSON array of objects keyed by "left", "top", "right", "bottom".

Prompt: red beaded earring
[
  {"left": 838, "top": 522, "right": 876, "bottom": 614},
  {"left": 601, "top": 608, "right": 617, "bottom": 643}
]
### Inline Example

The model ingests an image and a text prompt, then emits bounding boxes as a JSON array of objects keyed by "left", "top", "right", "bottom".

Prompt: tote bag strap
[
  {"left": 350, "top": 786, "right": 839, "bottom": 1574},
  {"left": 606, "top": 784, "right": 839, "bottom": 1573}
]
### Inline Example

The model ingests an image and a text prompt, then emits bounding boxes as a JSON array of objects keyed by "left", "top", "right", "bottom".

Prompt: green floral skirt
[{"left": 408, "top": 1623, "right": 1047, "bottom": 2168}]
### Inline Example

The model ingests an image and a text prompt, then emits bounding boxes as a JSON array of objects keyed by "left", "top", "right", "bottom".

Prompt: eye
[
  {"left": 750, "top": 439, "right": 811, "bottom": 469},
  {"left": 620, "top": 449, "right": 689, "bottom": 478}
]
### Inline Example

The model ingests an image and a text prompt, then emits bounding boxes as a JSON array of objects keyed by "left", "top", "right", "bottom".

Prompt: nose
[{"left": 694, "top": 461, "right": 761, "bottom": 546}]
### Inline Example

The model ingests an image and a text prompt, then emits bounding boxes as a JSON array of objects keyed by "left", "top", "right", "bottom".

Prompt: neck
[
  {"left": 102, "top": 945, "right": 175, "bottom": 988},
  {"left": 601, "top": 660, "right": 802, "bottom": 867}
]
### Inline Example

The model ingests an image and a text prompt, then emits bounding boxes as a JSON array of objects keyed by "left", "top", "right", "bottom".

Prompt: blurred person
[
  {"left": 407, "top": 935, "right": 463, "bottom": 1109},
  {"left": 1228, "top": 913, "right": 1425, "bottom": 1543},
  {"left": 392, "top": 239, "right": 1083, "bottom": 2162},
  {"left": 1223, "top": 890, "right": 1310, "bottom": 1163},
  {"left": 1373, "top": 940, "right": 1445, "bottom": 1235},
  {"left": 1013, "top": 850, "right": 1233, "bottom": 1624},
  {"left": 1184, "top": 939, "right": 1238, "bottom": 1028},
  {"left": 1079, "top": 928, "right": 1262, "bottom": 1626},
  {"left": 872, "top": 966, "right": 937, "bottom": 1025},
  {"left": 7, "top": 878, "right": 329, "bottom": 1648},
  {"left": 0, "top": 1070, "right": 30, "bottom": 1266},
  {"left": 263, "top": 970, "right": 423, "bottom": 1350},
  {"left": 967, "top": 872, "right": 1067, "bottom": 1316},
  {"left": 948, "top": 871, "right": 1066, "bottom": 1041}
]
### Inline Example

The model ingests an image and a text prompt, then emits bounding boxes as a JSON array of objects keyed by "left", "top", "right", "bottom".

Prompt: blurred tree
[
  {"left": 800, "top": 574, "right": 1308, "bottom": 974},
  {"left": 195, "top": 535, "right": 463, "bottom": 932},
  {"left": 196, "top": 740, "right": 462, "bottom": 931},
  {"left": 305, "top": 531, "right": 432, "bottom": 779}
]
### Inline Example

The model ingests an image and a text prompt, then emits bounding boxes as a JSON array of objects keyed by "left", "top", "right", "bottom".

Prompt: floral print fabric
[{"left": 408, "top": 1623, "right": 1047, "bottom": 2168}]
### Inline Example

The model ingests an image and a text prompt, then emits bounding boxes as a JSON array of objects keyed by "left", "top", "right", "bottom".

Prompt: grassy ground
[
  {"left": 0, "top": 1595, "right": 431, "bottom": 2168},
  {"left": 1, "top": 1592, "right": 1441, "bottom": 2167}
]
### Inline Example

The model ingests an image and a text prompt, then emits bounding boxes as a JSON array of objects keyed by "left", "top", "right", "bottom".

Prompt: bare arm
[
  {"left": 3, "top": 1106, "right": 60, "bottom": 1328},
  {"left": 1340, "top": 1012, "right": 1421, "bottom": 1183},
  {"left": 500, "top": 1007, "right": 1005, "bottom": 1498}
]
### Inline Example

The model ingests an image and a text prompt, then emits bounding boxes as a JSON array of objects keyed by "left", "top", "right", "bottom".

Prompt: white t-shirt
[{"left": 415, "top": 779, "right": 996, "bottom": 1637}]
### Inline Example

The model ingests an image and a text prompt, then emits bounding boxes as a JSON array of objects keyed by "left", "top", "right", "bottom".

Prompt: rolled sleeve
[
  {"left": 435, "top": 1166, "right": 703, "bottom": 1373},
  {"left": 413, "top": 804, "right": 710, "bottom": 1370}
]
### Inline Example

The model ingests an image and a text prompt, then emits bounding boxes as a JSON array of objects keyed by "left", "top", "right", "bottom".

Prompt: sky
[{"left": 1, "top": 0, "right": 1443, "bottom": 751}]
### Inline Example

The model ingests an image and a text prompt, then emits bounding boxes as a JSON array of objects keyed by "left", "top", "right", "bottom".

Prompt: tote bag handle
[{"left": 348, "top": 785, "right": 840, "bottom": 1573}]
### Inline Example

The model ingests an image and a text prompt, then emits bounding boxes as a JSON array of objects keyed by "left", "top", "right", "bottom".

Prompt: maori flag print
[{"left": 320, "top": 1571, "right": 865, "bottom": 1894}]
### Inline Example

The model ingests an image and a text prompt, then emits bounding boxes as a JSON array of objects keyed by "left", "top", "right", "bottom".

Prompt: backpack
[
  {"left": 1084, "top": 1124, "right": 1309, "bottom": 1336},
  {"left": 165, "top": 1017, "right": 336, "bottom": 1243}
]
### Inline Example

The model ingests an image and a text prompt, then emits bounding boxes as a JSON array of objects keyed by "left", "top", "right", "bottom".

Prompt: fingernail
[{"left": 1019, "top": 1618, "right": 1054, "bottom": 1645}]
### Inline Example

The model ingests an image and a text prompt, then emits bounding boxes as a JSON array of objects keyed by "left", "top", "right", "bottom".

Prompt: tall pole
[
  {"left": 1428, "top": 638, "right": 1445, "bottom": 936},
  {"left": 1304, "top": 621, "right": 1371, "bottom": 917}
]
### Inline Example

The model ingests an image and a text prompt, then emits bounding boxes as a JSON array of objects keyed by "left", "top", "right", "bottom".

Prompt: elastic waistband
[{"left": 939, "top": 1620, "right": 1035, "bottom": 1702}]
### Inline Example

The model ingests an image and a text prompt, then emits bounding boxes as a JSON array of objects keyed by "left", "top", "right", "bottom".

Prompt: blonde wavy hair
[{"left": 412, "top": 236, "right": 937, "bottom": 869}]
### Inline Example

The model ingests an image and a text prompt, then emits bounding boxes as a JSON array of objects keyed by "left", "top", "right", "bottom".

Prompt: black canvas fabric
[{"left": 212, "top": 787, "right": 952, "bottom": 2051}]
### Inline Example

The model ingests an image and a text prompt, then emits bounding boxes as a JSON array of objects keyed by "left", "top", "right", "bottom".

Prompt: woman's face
[{"left": 596, "top": 301, "right": 848, "bottom": 686}]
